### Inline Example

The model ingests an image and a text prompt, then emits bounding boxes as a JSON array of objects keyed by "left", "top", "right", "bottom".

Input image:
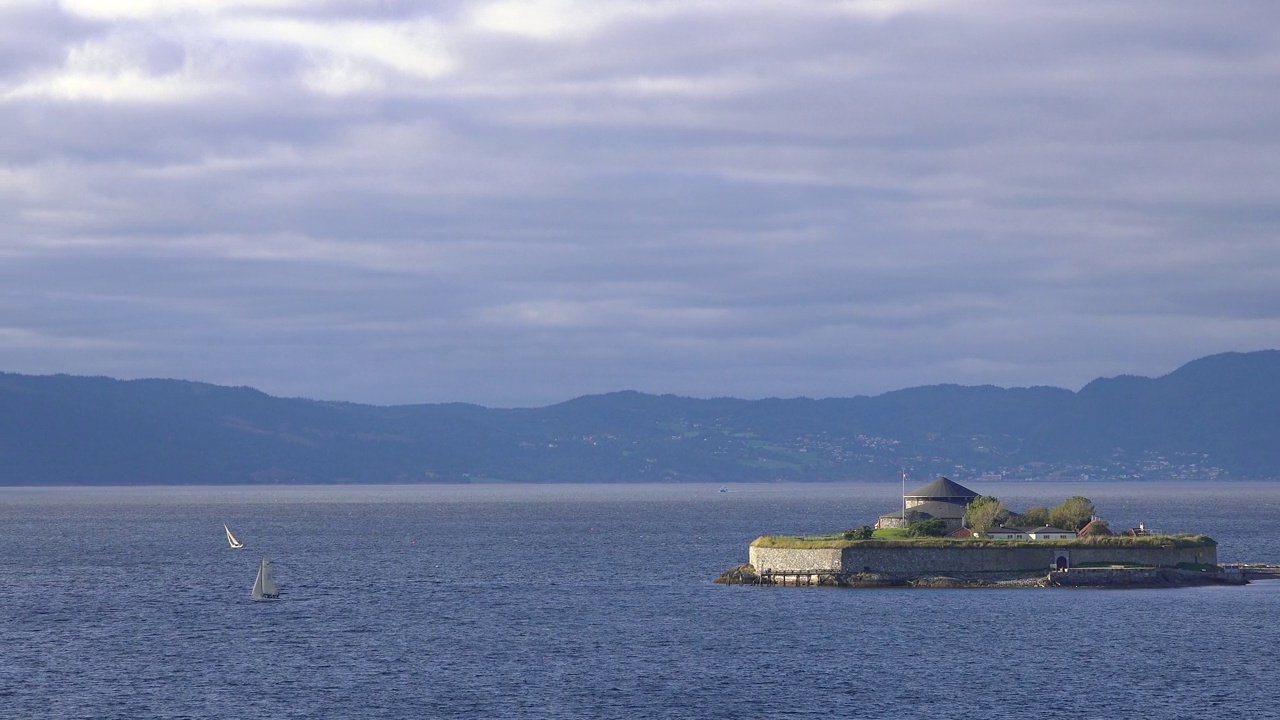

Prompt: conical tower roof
[{"left": 905, "top": 476, "right": 978, "bottom": 500}]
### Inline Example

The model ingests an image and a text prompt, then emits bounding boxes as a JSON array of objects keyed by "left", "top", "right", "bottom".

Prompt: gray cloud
[{"left": 1, "top": 0, "right": 1278, "bottom": 406}]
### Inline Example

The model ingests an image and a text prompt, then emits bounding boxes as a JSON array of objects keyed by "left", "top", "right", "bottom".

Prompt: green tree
[
  {"left": 907, "top": 518, "right": 948, "bottom": 537},
  {"left": 964, "top": 496, "right": 1008, "bottom": 534},
  {"left": 842, "top": 525, "right": 874, "bottom": 540},
  {"left": 1049, "top": 496, "right": 1096, "bottom": 532},
  {"left": 1010, "top": 505, "right": 1050, "bottom": 527}
]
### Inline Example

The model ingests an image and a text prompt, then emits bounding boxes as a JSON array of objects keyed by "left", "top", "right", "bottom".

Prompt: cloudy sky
[{"left": 1, "top": 0, "right": 1277, "bottom": 407}]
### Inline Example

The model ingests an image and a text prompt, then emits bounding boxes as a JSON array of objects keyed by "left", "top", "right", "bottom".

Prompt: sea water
[{"left": 2, "top": 481, "right": 1278, "bottom": 719}]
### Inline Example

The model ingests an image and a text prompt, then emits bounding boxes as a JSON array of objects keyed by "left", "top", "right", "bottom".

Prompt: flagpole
[{"left": 901, "top": 468, "right": 907, "bottom": 527}]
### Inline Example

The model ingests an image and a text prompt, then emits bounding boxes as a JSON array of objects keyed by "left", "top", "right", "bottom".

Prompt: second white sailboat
[{"left": 251, "top": 558, "right": 280, "bottom": 601}]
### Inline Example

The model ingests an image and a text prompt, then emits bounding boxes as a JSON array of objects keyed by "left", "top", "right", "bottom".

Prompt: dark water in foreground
[{"left": 2, "top": 482, "right": 1279, "bottom": 719}]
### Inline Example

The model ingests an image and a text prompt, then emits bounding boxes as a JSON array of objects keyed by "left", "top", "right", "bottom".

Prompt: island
[{"left": 716, "top": 477, "right": 1247, "bottom": 588}]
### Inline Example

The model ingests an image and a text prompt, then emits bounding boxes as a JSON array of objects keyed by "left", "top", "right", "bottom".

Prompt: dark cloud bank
[{"left": 1, "top": 1, "right": 1277, "bottom": 406}]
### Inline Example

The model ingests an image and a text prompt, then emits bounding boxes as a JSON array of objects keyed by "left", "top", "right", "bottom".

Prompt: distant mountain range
[{"left": 1, "top": 350, "right": 1277, "bottom": 485}]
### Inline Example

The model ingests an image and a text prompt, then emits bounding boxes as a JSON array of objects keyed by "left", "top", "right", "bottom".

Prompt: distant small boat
[
  {"left": 719, "top": 486, "right": 729, "bottom": 493},
  {"left": 224, "top": 525, "right": 244, "bottom": 549},
  {"left": 251, "top": 558, "right": 281, "bottom": 602}
]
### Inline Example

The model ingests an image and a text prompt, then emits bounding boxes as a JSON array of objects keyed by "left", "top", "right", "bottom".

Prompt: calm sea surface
[{"left": 2, "top": 481, "right": 1279, "bottom": 719}]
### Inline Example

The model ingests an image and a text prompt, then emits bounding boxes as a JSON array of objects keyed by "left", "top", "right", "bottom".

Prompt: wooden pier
[
  {"left": 755, "top": 569, "right": 847, "bottom": 587},
  {"left": 1223, "top": 564, "right": 1280, "bottom": 579}
]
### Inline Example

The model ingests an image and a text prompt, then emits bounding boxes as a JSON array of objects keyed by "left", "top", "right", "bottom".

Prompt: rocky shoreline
[{"left": 714, "top": 564, "right": 1250, "bottom": 589}]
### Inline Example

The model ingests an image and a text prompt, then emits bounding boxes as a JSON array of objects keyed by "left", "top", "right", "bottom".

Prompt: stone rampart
[
  {"left": 749, "top": 543, "right": 1216, "bottom": 574},
  {"left": 1048, "top": 568, "right": 1160, "bottom": 586},
  {"left": 748, "top": 547, "right": 843, "bottom": 573}
]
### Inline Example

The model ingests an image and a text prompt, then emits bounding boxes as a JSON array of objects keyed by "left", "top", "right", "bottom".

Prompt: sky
[{"left": 1, "top": 0, "right": 1278, "bottom": 408}]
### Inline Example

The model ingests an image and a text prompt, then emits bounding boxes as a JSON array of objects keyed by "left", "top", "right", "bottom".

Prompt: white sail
[
  {"left": 224, "top": 525, "right": 244, "bottom": 549},
  {"left": 251, "top": 558, "right": 280, "bottom": 601}
]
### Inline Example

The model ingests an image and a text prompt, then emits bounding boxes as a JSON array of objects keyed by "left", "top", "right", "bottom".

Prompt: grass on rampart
[{"left": 749, "top": 533, "right": 1217, "bottom": 550}]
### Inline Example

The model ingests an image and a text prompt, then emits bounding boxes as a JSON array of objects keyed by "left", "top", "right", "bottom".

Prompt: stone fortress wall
[{"left": 749, "top": 543, "right": 1217, "bottom": 574}]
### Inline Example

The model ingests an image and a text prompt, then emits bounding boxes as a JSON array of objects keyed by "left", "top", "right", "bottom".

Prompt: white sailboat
[
  {"left": 251, "top": 558, "right": 281, "bottom": 601},
  {"left": 224, "top": 524, "right": 244, "bottom": 549}
]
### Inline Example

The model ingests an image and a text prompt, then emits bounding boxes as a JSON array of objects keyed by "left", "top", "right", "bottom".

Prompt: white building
[
  {"left": 981, "top": 526, "right": 1029, "bottom": 539},
  {"left": 1027, "top": 525, "right": 1075, "bottom": 540}
]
